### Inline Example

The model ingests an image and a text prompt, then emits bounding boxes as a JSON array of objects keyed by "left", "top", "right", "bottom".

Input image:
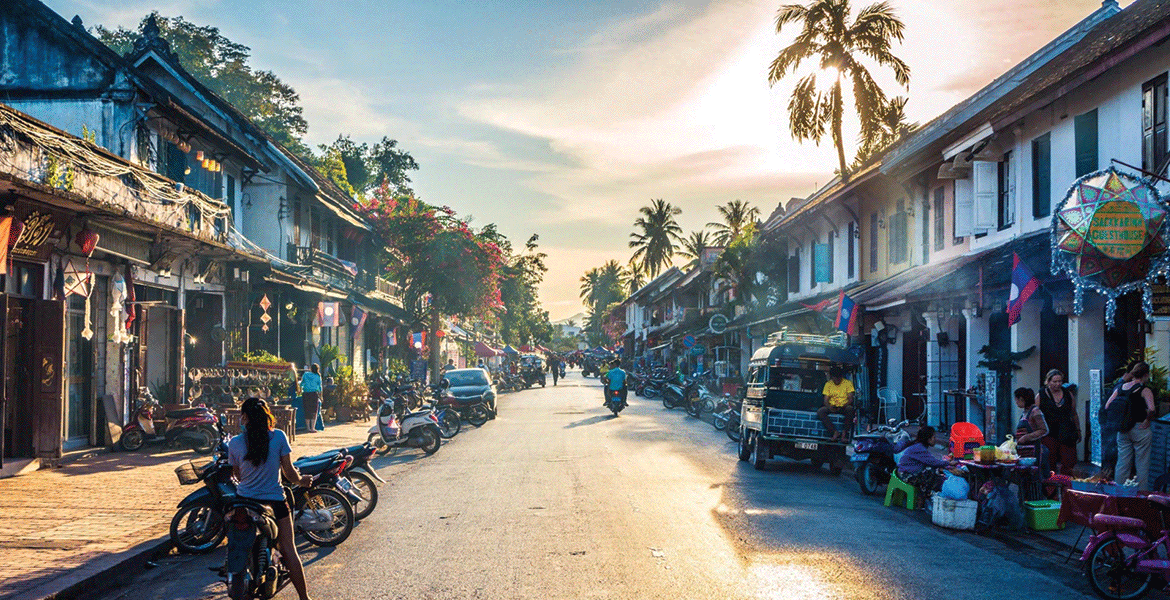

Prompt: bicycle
[{"left": 1082, "top": 494, "right": 1170, "bottom": 599}]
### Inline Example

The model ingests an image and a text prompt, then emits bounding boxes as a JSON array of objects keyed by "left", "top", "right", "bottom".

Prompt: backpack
[{"left": 1118, "top": 383, "right": 1148, "bottom": 433}]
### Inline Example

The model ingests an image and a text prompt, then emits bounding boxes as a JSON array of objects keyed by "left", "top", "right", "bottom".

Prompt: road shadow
[{"left": 564, "top": 415, "right": 613, "bottom": 429}]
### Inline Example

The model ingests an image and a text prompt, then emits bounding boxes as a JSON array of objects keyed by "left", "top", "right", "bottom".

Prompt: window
[
  {"left": 889, "top": 200, "right": 908, "bottom": 264},
  {"left": 826, "top": 231, "right": 834, "bottom": 284},
  {"left": 953, "top": 180, "right": 966, "bottom": 245},
  {"left": 869, "top": 213, "right": 879, "bottom": 273},
  {"left": 1075, "top": 108, "right": 1098, "bottom": 177},
  {"left": 1143, "top": 74, "right": 1168, "bottom": 175},
  {"left": 788, "top": 249, "right": 801, "bottom": 292},
  {"left": 921, "top": 199, "right": 930, "bottom": 263},
  {"left": 809, "top": 238, "right": 816, "bottom": 286},
  {"left": 847, "top": 222, "right": 855, "bottom": 279},
  {"left": 226, "top": 175, "right": 236, "bottom": 214},
  {"left": 998, "top": 150, "right": 1013, "bottom": 231},
  {"left": 1032, "top": 133, "right": 1052, "bottom": 218},
  {"left": 292, "top": 199, "right": 303, "bottom": 246},
  {"left": 933, "top": 187, "right": 945, "bottom": 251}
]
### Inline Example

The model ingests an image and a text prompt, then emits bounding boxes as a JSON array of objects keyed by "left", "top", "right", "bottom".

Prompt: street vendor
[
  {"left": 1014, "top": 387, "right": 1049, "bottom": 472},
  {"left": 817, "top": 365, "right": 856, "bottom": 442},
  {"left": 897, "top": 425, "right": 954, "bottom": 491}
]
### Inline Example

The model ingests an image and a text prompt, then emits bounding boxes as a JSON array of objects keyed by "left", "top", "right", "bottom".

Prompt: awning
[
  {"left": 474, "top": 341, "right": 503, "bottom": 357},
  {"left": 350, "top": 292, "right": 411, "bottom": 323},
  {"left": 503, "top": 345, "right": 518, "bottom": 355},
  {"left": 316, "top": 193, "right": 370, "bottom": 232}
]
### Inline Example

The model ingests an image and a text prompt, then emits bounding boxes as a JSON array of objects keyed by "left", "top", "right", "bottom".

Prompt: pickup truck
[{"left": 737, "top": 330, "right": 864, "bottom": 474}]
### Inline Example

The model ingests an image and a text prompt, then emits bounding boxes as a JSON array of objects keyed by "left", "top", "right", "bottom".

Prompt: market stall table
[{"left": 957, "top": 460, "right": 1044, "bottom": 502}]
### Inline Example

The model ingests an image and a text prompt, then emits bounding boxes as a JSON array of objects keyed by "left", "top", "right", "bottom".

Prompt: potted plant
[{"left": 331, "top": 366, "right": 369, "bottom": 422}]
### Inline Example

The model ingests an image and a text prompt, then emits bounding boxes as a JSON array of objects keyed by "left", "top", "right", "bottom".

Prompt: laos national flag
[
  {"left": 1007, "top": 253, "right": 1039, "bottom": 326},
  {"left": 834, "top": 291, "right": 859, "bottom": 335}
]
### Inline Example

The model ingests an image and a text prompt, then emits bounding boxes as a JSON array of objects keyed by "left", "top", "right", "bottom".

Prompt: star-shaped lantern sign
[
  {"left": 1051, "top": 167, "right": 1170, "bottom": 325},
  {"left": 259, "top": 294, "right": 272, "bottom": 332}
]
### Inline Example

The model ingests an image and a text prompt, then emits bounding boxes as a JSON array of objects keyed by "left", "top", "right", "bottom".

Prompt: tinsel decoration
[{"left": 1050, "top": 167, "right": 1170, "bottom": 326}]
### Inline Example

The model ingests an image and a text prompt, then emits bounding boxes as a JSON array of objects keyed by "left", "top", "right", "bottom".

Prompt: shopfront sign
[
  {"left": 12, "top": 202, "right": 71, "bottom": 262},
  {"left": 1086, "top": 201, "right": 1148, "bottom": 259},
  {"left": 1151, "top": 283, "right": 1170, "bottom": 320}
]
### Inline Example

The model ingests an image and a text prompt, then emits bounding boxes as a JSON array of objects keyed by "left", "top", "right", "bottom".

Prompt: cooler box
[
  {"left": 1024, "top": 500, "right": 1064, "bottom": 531},
  {"left": 932, "top": 496, "right": 978, "bottom": 530}
]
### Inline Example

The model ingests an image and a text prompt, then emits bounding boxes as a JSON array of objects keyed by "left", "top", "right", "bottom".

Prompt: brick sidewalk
[{"left": 0, "top": 419, "right": 375, "bottom": 600}]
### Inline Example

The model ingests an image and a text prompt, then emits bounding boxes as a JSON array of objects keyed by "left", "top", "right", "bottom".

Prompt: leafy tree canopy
[{"left": 319, "top": 135, "right": 420, "bottom": 198}]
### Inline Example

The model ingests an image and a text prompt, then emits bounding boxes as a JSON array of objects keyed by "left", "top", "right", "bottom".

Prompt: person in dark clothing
[
  {"left": 1099, "top": 370, "right": 1134, "bottom": 480},
  {"left": 1014, "top": 387, "right": 1049, "bottom": 473},
  {"left": 1038, "top": 369, "right": 1080, "bottom": 476},
  {"left": 549, "top": 356, "right": 560, "bottom": 386},
  {"left": 1106, "top": 362, "right": 1156, "bottom": 490}
]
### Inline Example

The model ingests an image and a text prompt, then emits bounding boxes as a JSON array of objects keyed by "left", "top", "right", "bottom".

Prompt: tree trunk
[
  {"left": 428, "top": 309, "right": 441, "bottom": 384},
  {"left": 832, "top": 80, "right": 848, "bottom": 180}
]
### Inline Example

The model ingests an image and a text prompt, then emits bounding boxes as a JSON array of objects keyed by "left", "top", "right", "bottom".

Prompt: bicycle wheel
[{"left": 1086, "top": 538, "right": 1152, "bottom": 600}]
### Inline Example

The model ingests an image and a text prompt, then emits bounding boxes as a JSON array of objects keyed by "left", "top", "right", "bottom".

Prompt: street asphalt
[{"left": 92, "top": 371, "right": 1102, "bottom": 600}]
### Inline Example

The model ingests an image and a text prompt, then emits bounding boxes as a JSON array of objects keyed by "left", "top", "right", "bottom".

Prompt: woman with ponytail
[{"left": 228, "top": 397, "right": 314, "bottom": 600}]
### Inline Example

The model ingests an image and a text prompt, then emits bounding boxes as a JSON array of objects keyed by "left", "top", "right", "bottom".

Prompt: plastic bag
[{"left": 940, "top": 473, "right": 970, "bottom": 500}]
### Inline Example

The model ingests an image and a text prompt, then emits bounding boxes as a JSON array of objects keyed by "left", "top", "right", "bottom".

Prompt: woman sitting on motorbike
[
  {"left": 897, "top": 425, "right": 956, "bottom": 495},
  {"left": 228, "top": 397, "right": 315, "bottom": 600}
]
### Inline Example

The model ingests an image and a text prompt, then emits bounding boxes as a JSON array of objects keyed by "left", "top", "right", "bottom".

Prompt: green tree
[
  {"left": 319, "top": 135, "right": 420, "bottom": 197},
  {"left": 767, "top": 0, "right": 910, "bottom": 178},
  {"left": 707, "top": 200, "right": 759, "bottom": 246},
  {"left": 316, "top": 147, "right": 358, "bottom": 198},
  {"left": 629, "top": 199, "right": 682, "bottom": 278},
  {"left": 95, "top": 13, "right": 311, "bottom": 158},
  {"left": 678, "top": 229, "right": 714, "bottom": 270},
  {"left": 495, "top": 234, "right": 554, "bottom": 346},
  {"left": 579, "top": 260, "right": 628, "bottom": 345}
]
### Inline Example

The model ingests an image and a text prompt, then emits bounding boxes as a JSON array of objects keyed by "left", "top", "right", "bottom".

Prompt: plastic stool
[{"left": 884, "top": 472, "right": 917, "bottom": 509}]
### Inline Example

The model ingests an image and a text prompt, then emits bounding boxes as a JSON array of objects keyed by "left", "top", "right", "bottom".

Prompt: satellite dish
[{"left": 708, "top": 314, "right": 728, "bottom": 334}]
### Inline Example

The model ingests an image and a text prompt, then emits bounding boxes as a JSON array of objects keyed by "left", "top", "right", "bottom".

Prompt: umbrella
[{"left": 474, "top": 341, "right": 499, "bottom": 357}]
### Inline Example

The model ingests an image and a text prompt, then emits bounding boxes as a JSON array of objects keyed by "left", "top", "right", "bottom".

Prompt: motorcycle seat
[
  {"left": 223, "top": 496, "right": 276, "bottom": 521},
  {"left": 166, "top": 407, "right": 208, "bottom": 419},
  {"left": 295, "top": 458, "right": 342, "bottom": 475},
  {"left": 296, "top": 450, "right": 343, "bottom": 464},
  {"left": 342, "top": 443, "right": 367, "bottom": 455},
  {"left": 1091, "top": 514, "right": 1146, "bottom": 530}
]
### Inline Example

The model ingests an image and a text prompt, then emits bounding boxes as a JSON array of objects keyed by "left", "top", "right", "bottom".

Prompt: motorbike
[
  {"left": 851, "top": 419, "right": 913, "bottom": 495},
  {"left": 684, "top": 373, "right": 716, "bottom": 419},
  {"left": 170, "top": 437, "right": 233, "bottom": 553},
  {"left": 605, "top": 388, "right": 627, "bottom": 416},
  {"left": 295, "top": 443, "right": 382, "bottom": 521},
  {"left": 367, "top": 389, "right": 443, "bottom": 456},
  {"left": 712, "top": 394, "right": 743, "bottom": 442},
  {"left": 224, "top": 497, "right": 287, "bottom": 600},
  {"left": 120, "top": 387, "right": 219, "bottom": 454}
]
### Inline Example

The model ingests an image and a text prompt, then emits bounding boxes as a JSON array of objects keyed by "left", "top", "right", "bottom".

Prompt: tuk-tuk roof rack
[{"left": 765, "top": 329, "right": 848, "bottom": 349}]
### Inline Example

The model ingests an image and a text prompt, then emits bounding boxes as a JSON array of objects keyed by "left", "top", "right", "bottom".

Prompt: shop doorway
[
  {"left": 1105, "top": 292, "right": 1145, "bottom": 381},
  {"left": 65, "top": 295, "right": 92, "bottom": 447},
  {"left": 3, "top": 297, "right": 31, "bottom": 461}
]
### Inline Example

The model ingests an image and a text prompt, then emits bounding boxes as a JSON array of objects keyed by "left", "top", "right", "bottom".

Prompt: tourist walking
[
  {"left": 1038, "top": 369, "right": 1080, "bottom": 476},
  {"left": 1106, "top": 362, "right": 1157, "bottom": 491}
]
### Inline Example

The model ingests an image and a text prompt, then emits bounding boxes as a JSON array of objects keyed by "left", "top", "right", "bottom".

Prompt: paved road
[{"left": 96, "top": 372, "right": 1097, "bottom": 600}]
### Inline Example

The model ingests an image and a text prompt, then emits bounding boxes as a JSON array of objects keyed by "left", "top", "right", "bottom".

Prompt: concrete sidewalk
[{"left": 0, "top": 419, "right": 375, "bottom": 600}]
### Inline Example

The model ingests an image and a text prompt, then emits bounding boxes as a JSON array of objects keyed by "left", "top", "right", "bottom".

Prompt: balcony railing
[{"left": 287, "top": 244, "right": 358, "bottom": 287}]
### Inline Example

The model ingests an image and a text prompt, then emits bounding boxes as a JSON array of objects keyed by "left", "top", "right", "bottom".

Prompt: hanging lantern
[
  {"left": 195, "top": 150, "right": 204, "bottom": 161},
  {"left": 75, "top": 228, "right": 99, "bottom": 255},
  {"left": 202, "top": 158, "right": 211, "bottom": 170},
  {"left": 8, "top": 219, "right": 24, "bottom": 248}
]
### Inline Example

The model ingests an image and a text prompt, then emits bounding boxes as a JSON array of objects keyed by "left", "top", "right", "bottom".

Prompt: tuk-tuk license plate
[
  {"left": 795, "top": 442, "right": 818, "bottom": 451},
  {"left": 851, "top": 453, "right": 868, "bottom": 462}
]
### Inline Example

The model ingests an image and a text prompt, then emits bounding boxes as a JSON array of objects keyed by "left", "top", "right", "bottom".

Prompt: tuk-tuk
[
  {"left": 738, "top": 329, "right": 864, "bottom": 474},
  {"left": 519, "top": 354, "right": 546, "bottom": 388}
]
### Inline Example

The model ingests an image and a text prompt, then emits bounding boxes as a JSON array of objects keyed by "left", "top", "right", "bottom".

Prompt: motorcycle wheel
[
  {"left": 119, "top": 429, "right": 145, "bottom": 452},
  {"left": 1086, "top": 537, "right": 1150, "bottom": 600},
  {"left": 299, "top": 488, "right": 354, "bottom": 547},
  {"left": 855, "top": 462, "right": 881, "bottom": 496},
  {"left": 685, "top": 397, "right": 701, "bottom": 418},
  {"left": 228, "top": 573, "right": 248, "bottom": 600},
  {"left": 419, "top": 426, "right": 442, "bottom": 455},
  {"left": 712, "top": 413, "right": 727, "bottom": 431},
  {"left": 170, "top": 499, "right": 225, "bottom": 554},
  {"left": 726, "top": 420, "right": 742, "bottom": 442},
  {"left": 260, "top": 565, "right": 279, "bottom": 599},
  {"left": 347, "top": 471, "right": 379, "bottom": 520},
  {"left": 467, "top": 406, "right": 489, "bottom": 427},
  {"left": 191, "top": 425, "right": 218, "bottom": 455},
  {"left": 662, "top": 395, "right": 674, "bottom": 410},
  {"left": 438, "top": 411, "right": 461, "bottom": 439}
]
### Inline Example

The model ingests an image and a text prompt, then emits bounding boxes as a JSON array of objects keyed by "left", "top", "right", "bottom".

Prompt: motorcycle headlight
[{"left": 483, "top": 390, "right": 495, "bottom": 401}]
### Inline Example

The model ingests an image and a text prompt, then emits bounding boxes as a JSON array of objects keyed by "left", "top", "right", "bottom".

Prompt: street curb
[{"left": 22, "top": 536, "right": 174, "bottom": 600}]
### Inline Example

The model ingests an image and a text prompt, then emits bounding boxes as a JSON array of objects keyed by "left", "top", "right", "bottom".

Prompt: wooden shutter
[
  {"left": 954, "top": 179, "right": 974, "bottom": 237},
  {"left": 1032, "top": 133, "right": 1052, "bottom": 218},
  {"left": 32, "top": 299, "right": 65, "bottom": 460},
  {"left": 972, "top": 161, "right": 998, "bottom": 233},
  {"left": 847, "top": 222, "right": 855, "bottom": 279},
  {"left": 1075, "top": 109, "right": 1099, "bottom": 177}
]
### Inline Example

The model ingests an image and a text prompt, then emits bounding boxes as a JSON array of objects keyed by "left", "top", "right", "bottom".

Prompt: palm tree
[
  {"left": 626, "top": 260, "right": 646, "bottom": 294},
  {"left": 678, "top": 229, "right": 714, "bottom": 270},
  {"left": 707, "top": 201, "right": 759, "bottom": 246},
  {"left": 767, "top": 0, "right": 910, "bottom": 178},
  {"left": 579, "top": 267, "right": 602, "bottom": 309},
  {"left": 629, "top": 199, "right": 682, "bottom": 278},
  {"left": 854, "top": 95, "right": 916, "bottom": 166}
]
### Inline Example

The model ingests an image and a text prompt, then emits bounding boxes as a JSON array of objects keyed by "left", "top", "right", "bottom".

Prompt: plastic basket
[
  {"left": 1024, "top": 500, "right": 1064, "bottom": 531},
  {"left": 174, "top": 460, "right": 208, "bottom": 485},
  {"left": 931, "top": 495, "right": 978, "bottom": 530}
]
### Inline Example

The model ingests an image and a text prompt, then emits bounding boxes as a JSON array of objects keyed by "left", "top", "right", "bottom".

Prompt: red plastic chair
[{"left": 950, "top": 422, "right": 984, "bottom": 458}]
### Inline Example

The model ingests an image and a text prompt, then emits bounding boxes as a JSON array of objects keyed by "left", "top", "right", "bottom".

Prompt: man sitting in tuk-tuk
[{"left": 817, "top": 365, "right": 855, "bottom": 442}]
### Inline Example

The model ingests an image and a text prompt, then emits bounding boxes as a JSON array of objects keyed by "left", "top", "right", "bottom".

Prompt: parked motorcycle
[
  {"left": 711, "top": 394, "right": 742, "bottom": 442},
  {"left": 852, "top": 419, "right": 913, "bottom": 495},
  {"left": 367, "top": 391, "right": 443, "bottom": 456},
  {"left": 295, "top": 444, "right": 381, "bottom": 521},
  {"left": 170, "top": 448, "right": 233, "bottom": 553},
  {"left": 120, "top": 388, "right": 219, "bottom": 454}
]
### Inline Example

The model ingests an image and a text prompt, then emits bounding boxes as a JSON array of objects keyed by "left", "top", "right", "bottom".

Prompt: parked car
[{"left": 443, "top": 368, "right": 498, "bottom": 415}]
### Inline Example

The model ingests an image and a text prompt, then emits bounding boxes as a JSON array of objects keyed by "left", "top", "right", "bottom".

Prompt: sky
[{"left": 53, "top": 0, "right": 1118, "bottom": 321}]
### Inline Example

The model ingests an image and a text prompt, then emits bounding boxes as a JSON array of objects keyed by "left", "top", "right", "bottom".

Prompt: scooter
[
  {"left": 367, "top": 388, "right": 443, "bottom": 456},
  {"left": 852, "top": 419, "right": 913, "bottom": 495},
  {"left": 605, "top": 388, "right": 627, "bottom": 416},
  {"left": 120, "top": 388, "right": 220, "bottom": 454},
  {"left": 225, "top": 497, "right": 287, "bottom": 600}
]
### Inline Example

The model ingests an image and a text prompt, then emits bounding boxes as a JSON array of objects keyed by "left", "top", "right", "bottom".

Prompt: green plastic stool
[{"left": 884, "top": 472, "right": 917, "bottom": 509}]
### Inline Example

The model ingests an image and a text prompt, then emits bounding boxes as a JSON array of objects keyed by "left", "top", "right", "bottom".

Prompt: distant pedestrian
[
  {"left": 549, "top": 356, "right": 560, "bottom": 386},
  {"left": 1106, "top": 362, "right": 1156, "bottom": 490},
  {"left": 1038, "top": 369, "right": 1080, "bottom": 476},
  {"left": 300, "top": 364, "right": 322, "bottom": 433}
]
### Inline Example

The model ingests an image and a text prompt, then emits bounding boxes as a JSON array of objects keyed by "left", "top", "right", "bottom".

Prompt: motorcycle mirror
[
  {"left": 440, "top": 378, "right": 451, "bottom": 390},
  {"left": 887, "top": 418, "right": 897, "bottom": 426}
]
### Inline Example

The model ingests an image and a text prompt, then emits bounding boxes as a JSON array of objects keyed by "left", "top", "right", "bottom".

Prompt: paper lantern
[{"left": 75, "top": 228, "right": 99, "bottom": 255}]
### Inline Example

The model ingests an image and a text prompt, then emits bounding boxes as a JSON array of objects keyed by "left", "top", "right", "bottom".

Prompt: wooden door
[{"left": 32, "top": 299, "right": 65, "bottom": 459}]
